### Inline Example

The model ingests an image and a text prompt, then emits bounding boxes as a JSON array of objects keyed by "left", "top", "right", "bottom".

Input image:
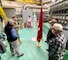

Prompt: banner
[{"left": 37, "top": 7, "right": 43, "bottom": 42}]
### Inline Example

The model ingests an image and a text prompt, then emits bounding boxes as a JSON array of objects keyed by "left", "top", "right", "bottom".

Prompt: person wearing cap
[
  {"left": 45, "top": 19, "right": 57, "bottom": 55},
  {"left": 48, "top": 23, "right": 66, "bottom": 60},
  {"left": 45, "top": 19, "right": 57, "bottom": 43},
  {"left": 4, "top": 20, "right": 24, "bottom": 57},
  {"left": 49, "top": 19, "right": 57, "bottom": 28},
  {"left": 11, "top": 16, "right": 22, "bottom": 44}
]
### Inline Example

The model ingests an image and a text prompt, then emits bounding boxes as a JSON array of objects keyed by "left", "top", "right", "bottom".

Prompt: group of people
[
  {"left": 2, "top": 15, "right": 37, "bottom": 57},
  {"left": 45, "top": 19, "right": 66, "bottom": 60},
  {"left": 1, "top": 15, "right": 67, "bottom": 60}
]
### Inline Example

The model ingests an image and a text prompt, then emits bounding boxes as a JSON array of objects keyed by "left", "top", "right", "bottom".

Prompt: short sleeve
[{"left": 11, "top": 28, "right": 18, "bottom": 38}]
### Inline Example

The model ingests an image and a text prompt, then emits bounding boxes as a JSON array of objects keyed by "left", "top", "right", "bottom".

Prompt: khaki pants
[{"left": 9, "top": 40, "right": 22, "bottom": 56}]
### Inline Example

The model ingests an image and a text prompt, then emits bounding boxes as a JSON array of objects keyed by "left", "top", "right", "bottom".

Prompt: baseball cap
[
  {"left": 49, "top": 19, "right": 57, "bottom": 24},
  {"left": 53, "top": 23, "right": 63, "bottom": 31}
]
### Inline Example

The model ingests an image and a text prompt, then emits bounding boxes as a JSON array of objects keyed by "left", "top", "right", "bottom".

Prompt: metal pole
[{"left": 40, "top": 0, "right": 42, "bottom": 6}]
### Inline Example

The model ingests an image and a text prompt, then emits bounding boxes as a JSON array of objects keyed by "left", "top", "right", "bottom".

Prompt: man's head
[
  {"left": 49, "top": 19, "right": 57, "bottom": 26},
  {"left": 12, "top": 15, "right": 16, "bottom": 21},
  {"left": 52, "top": 23, "right": 63, "bottom": 34},
  {"left": 8, "top": 19, "right": 14, "bottom": 25}
]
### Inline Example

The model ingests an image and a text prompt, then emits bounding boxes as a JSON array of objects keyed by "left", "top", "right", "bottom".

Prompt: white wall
[
  {"left": 15, "top": 8, "right": 22, "bottom": 15},
  {"left": 22, "top": 10, "right": 33, "bottom": 23},
  {"left": 3, "top": 8, "right": 16, "bottom": 18}
]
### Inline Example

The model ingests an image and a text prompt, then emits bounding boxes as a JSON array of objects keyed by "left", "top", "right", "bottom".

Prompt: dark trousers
[
  {"left": 49, "top": 56, "right": 53, "bottom": 60},
  {"left": 49, "top": 56, "right": 63, "bottom": 60}
]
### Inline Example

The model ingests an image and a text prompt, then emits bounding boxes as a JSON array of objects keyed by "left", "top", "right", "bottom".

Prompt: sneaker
[
  {"left": 46, "top": 49, "right": 49, "bottom": 51},
  {"left": 12, "top": 53, "right": 16, "bottom": 56},
  {"left": 45, "top": 41, "right": 49, "bottom": 44},
  {"left": 45, "top": 41, "right": 47, "bottom": 42},
  {"left": 17, "top": 53, "right": 24, "bottom": 57}
]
